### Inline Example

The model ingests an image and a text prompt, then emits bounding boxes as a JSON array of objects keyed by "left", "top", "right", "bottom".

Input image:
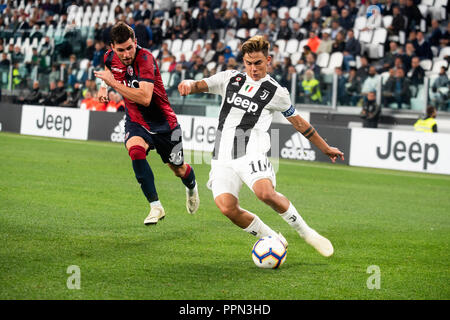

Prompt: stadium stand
[{"left": 0, "top": 0, "right": 449, "bottom": 112}]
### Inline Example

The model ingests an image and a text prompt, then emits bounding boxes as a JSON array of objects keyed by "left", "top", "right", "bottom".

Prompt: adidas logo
[
  {"left": 110, "top": 115, "right": 126, "bottom": 143},
  {"left": 281, "top": 132, "right": 316, "bottom": 161}
]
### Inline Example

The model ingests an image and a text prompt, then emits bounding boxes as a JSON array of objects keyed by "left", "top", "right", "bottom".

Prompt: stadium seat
[
  {"left": 439, "top": 46, "right": 450, "bottom": 59},
  {"left": 316, "top": 52, "right": 330, "bottom": 68},
  {"left": 298, "top": 39, "right": 309, "bottom": 53},
  {"left": 227, "top": 38, "right": 240, "bottom": 52},
  {"left": 249, "top": 28, "right": 258, "bottom": 37},
  {"left": 380, "top": 71, "right": 390, "bottom": 85},
  {"left": 354, "top": 16, "right": 367, "bottom": 31},
  {"left": 420, "top": 59, "right": 433, "bottom": 71},
  {"left": 246, "top": 8, "right": 255, "bottom": 19},
  {"left": 382, "top": 15, "right": 393, "bottom": 28},
  {"left": 275, "top": 39, "right": 287, "bottom": 53},
  {"left": 321, "top": 52, "right": 343, "bottom": 74},
  {"left": 181, "top": 39, "right": 193, "bottom": 52},
  {"left": 236, "top": 28, "right": 247, "bottom": 39},
  {"left": 289, "top": 7, "right": 300, "bottom": 20},
  {"left": 431, "top": 60, "right": 449, "bottom": 74},
  {"left": 241, "top": 0, "right": 254, "bottom": 10},
  {"left": 206, "top": 61, "right": 216, "bottom": 72},
  {"left": 297, "top": 0, "right": 309, "bottom": 7},
  {"left": 290, "top": 52, "right": 302, "bottom": 64},
  {"left": 277, "top": 6, "right": 289, "bottom": 19},
  {"left": 163, "top": 39, "right": 173, "bottom": 52},
  {"left": 192, "top": 39, "right": 205, "bottom": 52},
  {"left": 368, "top": 28, "right": 387, "bottom": 59},
  {"left": 285, "top": 39, "right": 299, "bottom": 54},
  {"left": 160, "top": 71, "right": 171, "bottom": 88}
]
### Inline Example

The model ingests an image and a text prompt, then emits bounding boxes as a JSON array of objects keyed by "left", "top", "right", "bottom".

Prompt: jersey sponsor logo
[
  {"left": 111, "top": 67, "right": 124, "bottom": 73},
  {"left": 225, "top": 92, "right": 260, "bottom": 113},
  {"left": 281, "top": 132, "right": 316, "bottom": 161}
]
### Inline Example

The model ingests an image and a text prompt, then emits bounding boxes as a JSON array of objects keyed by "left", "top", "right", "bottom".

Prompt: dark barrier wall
[
  {"left": 0, "top": 103, "right": 22, "bottom": 133},
  {"left": 269, "top": 123, "right": 351, "bottom": 165},
  {"left": 87, "top": 110, "right": 126, "bottom": 143}
]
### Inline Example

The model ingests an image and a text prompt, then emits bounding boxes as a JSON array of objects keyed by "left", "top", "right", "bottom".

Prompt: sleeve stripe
[{"left": 138, "top": 78, "right": 155, "bottom": 83}]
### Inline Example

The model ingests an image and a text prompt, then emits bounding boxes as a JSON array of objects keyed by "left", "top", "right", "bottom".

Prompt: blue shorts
[{"left": 124, "top": 121, "right": 184, "bottom": 166}]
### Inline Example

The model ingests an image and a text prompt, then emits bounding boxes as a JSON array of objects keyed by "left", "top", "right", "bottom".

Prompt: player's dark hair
[
  {"left": 242, "top": 35, "right": 270, "bottom": 57},
  {"left": 110, "top": 22, "right": 135, "bottom": 45}
]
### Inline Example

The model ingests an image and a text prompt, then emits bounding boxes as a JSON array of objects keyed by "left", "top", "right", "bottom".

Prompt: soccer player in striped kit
[
  {"left": 178, "top": 36, "right": 344, "bottom": 257},
  {"left": 94, "top": 22, "right": 199, "bottom": 225}
]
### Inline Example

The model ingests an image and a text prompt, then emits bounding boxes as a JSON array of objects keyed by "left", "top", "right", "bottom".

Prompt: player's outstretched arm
[
  {"left": 178, "top": 80, "right": 209, "bottom": 96},
  {"left": 287, "top": 114, "right": 344, "bottom": 163}
]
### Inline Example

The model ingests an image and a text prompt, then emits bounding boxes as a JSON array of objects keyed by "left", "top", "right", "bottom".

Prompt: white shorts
[{"left": 206, "top": 154, "right": 276, "bottom": 199}]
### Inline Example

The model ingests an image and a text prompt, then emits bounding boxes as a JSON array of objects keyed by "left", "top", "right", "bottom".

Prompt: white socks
[
  {"left": 150, "top": 200, "right": 162, "bottom": 208},
  {"left": 244, "top": 213, "right": 279, "bottom": 239},
  {"left": 280, "top": 202, "right": 310, "bottom": 237}
]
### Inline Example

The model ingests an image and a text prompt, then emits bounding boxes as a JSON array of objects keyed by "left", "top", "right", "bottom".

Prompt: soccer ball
[{"left": 251, "top": 236, "right": 287, "bottom": 269}]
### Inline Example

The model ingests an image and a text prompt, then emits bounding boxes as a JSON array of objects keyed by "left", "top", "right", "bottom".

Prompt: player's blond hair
[{"left": 241, "top": 35, "right": 270, "bottom": 57}]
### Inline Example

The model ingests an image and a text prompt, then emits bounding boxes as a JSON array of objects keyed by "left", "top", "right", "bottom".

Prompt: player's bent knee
[
  {"left": 128, "top": 145, "right": 147, "bottom": 160},
  {"left": 255, "top": 189, "right": 277, "bottom": 204}
]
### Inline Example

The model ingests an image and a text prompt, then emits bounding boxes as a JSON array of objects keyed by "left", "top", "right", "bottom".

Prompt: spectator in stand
[
  {"left": 61, "top": 82, "right": 82, "bottom": 108},
  {"left": 342, "top": 29, "right": 361, "bottom": 72},
  {"left": 387, "top": 5, "right": 406, "bottom": 36},
  {"left": 291, "top": 21, "right": 304, "bottom": 41},
  {"left": 299, "top": 69, "right": 322, "bottom": 104},
  {"left": 306, "top": 30, "right": 321, "bottom": 54},
  {"left": 345, "top": 67, "right": 361, "bottom": 106},
  {"left": 364, "top": 6, "right": 382, "bottom": 31},
  {"left": 338, "top": 8, "right": 354, "bottom": 31},
  {"left": 404, "top": 0, "right": 423, "bottom": 32},
  {"left": 379, "top": 41, "right": 400, "bottom": 72},
  {"left": 430, "top": 67, "right": 449, "bottom": 111},
  {"left": 215, "top": 54, "right": 227, "bottom": 73},
  {"left": 84, "top": 38, "right": 96, "bottom": 61},
  {"left": 223, "top": 46, "right": 235, "bottom": 64},
  {"left": 383, "top": 68, "right": 411, "bottom": 109},
  {"left": 360, "top": 90, "right": 381, "bottom": 128},
  {"left": 413, "top": 31, "right": 433, "bottom": 60},
  {"left": 428, "top": 19, "right": 443, "bottom": 48},
  {"left": 278, "top": 19, "right": 292, "bottom": 40},
  {"left": 270, "top": 44, "right": 284, "bottom": 66},
  {"left": 407, "top": 56, "right": 425, "bottom": 90},
  {"left": 357, "top": 55, "right": 370, "bottom": 82},
  {"left": 361, "top": 66, "right": 380, "bottom": 100},
  {"left": 11, "top": 45, "right": 24, "bottom": 65},
  {"left": 16, "top": 80, "right": 43, "bottom": 104},
  {"left": 318, "top": 0, "right": 331, "bottom": 17},
  {"left": 316, "top": 29, "right": 333, "bottom": 54},
  {"left": 302, "top": 52, "right": 321, "bottom": 80},
  {"left": 0, "top": 52, "right": 10, "bottom": 67},
  {"left": 331, "top": 30, "right": 346, "bottom": 53},
  {"left": 106, "top": 90, "right": 126, "bottom": 112},
  {"left": 329, "top": 20, "right": 342, "bottom": 40},
  {"left": 401, "top": 42, "right": 416, "bottom": 72},
  {"left": 134, "top": 19, "right": 153, "bottom": 48},
  {"left": 335, "top": 66, "right": 348, "bottom": 105},
  {"left": 238, "top": 11, "right": 253, "bottom": 29},
  {"left": 200, "top": 40, "right": 216, "bottom": 64},
  {"left": 92, "top": 41, "right": 106, "bottom": 68}
]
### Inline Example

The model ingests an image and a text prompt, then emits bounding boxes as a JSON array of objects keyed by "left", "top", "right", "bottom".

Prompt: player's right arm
[
  {"left": 98, "top": 66, "right": 109, "bottom": 103},
  {"left": 178, "top": 80, "right": 209, "bottom": 96},
  {"left": 178, "top": 70, "right": 231, "bottom": 96}
]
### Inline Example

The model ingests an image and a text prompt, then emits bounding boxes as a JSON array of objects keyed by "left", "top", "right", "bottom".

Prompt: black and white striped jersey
[{"left": 204, "top": 70, "right": 297, "bottom": 161}]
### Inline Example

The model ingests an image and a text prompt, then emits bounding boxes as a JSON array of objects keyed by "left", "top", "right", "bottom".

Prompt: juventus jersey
[{"left": 204, "top": 70, "right": 297, "bottom": 161}]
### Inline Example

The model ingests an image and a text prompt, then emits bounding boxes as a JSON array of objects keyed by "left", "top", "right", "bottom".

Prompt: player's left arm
[
  {"left": 287, "top": 114, "right": 345, "bottom": 163},
  {"left": 94, "top": 68, "right": 154, "bottom": 106}
]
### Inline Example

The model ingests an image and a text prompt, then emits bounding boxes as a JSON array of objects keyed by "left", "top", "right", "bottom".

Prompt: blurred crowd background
[{"left": 0, "top": 0, "right": 449, "bottom": 112}]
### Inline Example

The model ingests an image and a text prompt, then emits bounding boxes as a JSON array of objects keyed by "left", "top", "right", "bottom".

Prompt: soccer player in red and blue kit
[{"left": 94, "top": 22, "right": 199, "bottom": 225}]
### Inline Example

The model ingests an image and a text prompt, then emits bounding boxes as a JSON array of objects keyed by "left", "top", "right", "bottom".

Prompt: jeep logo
[
  {"left": 226, "top": 92, "right": 259, "bottom": 113},
  {"left": 376, "top": 132, "right": 439, "bottom": 170}
]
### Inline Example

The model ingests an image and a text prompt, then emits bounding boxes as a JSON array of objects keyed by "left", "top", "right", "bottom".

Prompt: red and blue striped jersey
[{"left": 104, "top": 46, "right": 178, "bottom": 133}]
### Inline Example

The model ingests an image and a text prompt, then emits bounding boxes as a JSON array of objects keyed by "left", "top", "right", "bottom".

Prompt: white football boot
[
  {"left": 186, "top": 183, "right": 200, "bottom": 214},
  {"left": 301, "top": 227, "right": 334, "bottom": 257},
  {"left": 144, "top": 205, "right": 166, "bottom": 225}
]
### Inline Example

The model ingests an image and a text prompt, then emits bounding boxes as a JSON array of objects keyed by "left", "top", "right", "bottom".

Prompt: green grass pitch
[{"left": 0, "top": 132, "right": 449, "bottom": 300}]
